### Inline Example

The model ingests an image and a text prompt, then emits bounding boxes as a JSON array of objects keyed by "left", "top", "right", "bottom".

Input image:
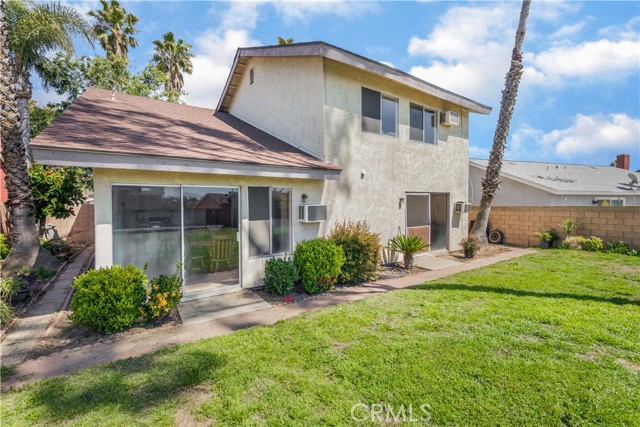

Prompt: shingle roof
[
  {"left": 469, "top": 159, "right": 640, "bottom": 195},
  {"left": 31, "top": 87, "right": 339, "bottom": 172}
]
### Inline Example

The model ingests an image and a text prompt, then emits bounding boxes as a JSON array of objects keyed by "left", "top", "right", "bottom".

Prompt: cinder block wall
[{"left": 470, "top": 206, "right": 640, "bottom": 249}]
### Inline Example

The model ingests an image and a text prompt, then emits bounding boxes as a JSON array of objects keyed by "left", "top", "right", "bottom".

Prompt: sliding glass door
[{"left": 182, "top": 187, "right": 240, "bottom": 294}]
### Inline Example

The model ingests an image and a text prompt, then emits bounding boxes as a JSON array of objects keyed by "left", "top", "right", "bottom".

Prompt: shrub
[
  {"left": 605, "top": 240, "right": 638, "bottom": 256},
  {"left": 0, "top": 276, "right": 24, "bottom": 327},
  {"left": 329, "top": 220, "right": 381, "bottom": 285},
  {"left": 559, "top": 236, "right": 585, "bottom": 250},
  {"left": 460, "top": 235, "right": 481, "bottom": 259},
  {"left": 264, "top": 257, "right": 297, "bottom": 295},
  {"left": 581, "top": 236, "right": 603, "bottom": 252},
  {"left": 388, "top": 235, "right": 429, "bottom": 269},
  {"left": 294, "top": 238, "right": 345, "bottom": 294},
  {"left": 0, "top": 233, "right": 10, "bottom": 259},
  {"left": 534, "top": 229, "right": 560, "bottom": 248},
  {"left": 143, "top": 269, "right": 183, "bottom": 321},
  {"left": 70, "top": 265, "right": 147, "bottom": 334}
]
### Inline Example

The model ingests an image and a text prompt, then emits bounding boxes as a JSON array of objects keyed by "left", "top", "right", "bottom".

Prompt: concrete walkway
[
  {"left": 2, "top": 247, "right": 534, "bottom": 390},
  {"left": 1, "top": 247, "right": 94, "bottom": 368}
]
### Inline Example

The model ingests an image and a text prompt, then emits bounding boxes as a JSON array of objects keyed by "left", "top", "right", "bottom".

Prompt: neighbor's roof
[
  {"left": 469, "top": 158, "right": 640, "bottom": 196},
  {"left": 31, "top": 87, "right": 340, "bottom": 179},
  {"left": 218, "top": 41, "right": 492, "bottom": 115}
]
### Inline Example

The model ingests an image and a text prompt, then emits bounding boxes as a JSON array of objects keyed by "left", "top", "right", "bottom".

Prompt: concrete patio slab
[
  {"left": 414, "top": 256, "right": 462, "bottom": 271},
  {"left": 178, "top": 291, "right": 271, "bottom": 326}
]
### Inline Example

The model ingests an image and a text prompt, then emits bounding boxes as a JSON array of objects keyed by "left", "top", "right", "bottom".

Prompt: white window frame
[
  {"left": 594, "top": 198, "right": 625, "bottom": 206},
  {"left": 361, "top": 87, "right": 399, "bottom": 138},
  {"left": 248, "top": 186, "right": 293, "bottom": 258}
]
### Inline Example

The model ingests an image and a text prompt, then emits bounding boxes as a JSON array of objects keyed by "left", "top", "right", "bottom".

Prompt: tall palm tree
[
  {"left": 470, "top": 0, "right": 531, "bottom": 244},
  {"left": 88, "top": 0, "right": 138, "bottom": 63},
  {"left": 152, "top": 32, "right": 193, "bottom": 99},
  {"left": 1, "top": 0, "right": 40, "bottom": 272},
  {"left": 6, "top": 0, "right": 93, "bottom": 157}
]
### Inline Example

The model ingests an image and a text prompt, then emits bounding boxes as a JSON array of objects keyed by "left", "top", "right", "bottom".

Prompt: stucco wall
[
  {"left": 228, "top": 56, "right": 326, "bottom": 158},
  {"left": 93, "top": 168, "right": 324, "bottom": 287},
  {"left": 469, "top": 167, "right": 640, "bottom": 206},
  {"left": 321, "top": 59, "right": 472, "bottom": 250}
]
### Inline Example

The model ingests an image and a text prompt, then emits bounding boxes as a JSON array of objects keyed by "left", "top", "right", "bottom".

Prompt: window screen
[
  {"left": 424, "top": 109, "right": 436, "bottom": 144},
  {"left": 271, "top": 188, "right": 291, "bottom": 254},
  {"left": 362, "top": 87, "right": 381, "bottom": 133},
  {"left": 248, "top": 187, "right": 270, "bottom": 257},
  {"left": 410, "top": 104, "right": 424, "bottom": 141},
  {"left": 381, "top": 95, "right": 398, "bottom": 137}
]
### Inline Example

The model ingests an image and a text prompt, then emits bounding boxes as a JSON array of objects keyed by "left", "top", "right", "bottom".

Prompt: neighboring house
[
  {"left": 31, "top": 42, "right": 490, "bottom": 300},
  {"left": 469, "top": 154, "right": 640, "bottom": 207}
]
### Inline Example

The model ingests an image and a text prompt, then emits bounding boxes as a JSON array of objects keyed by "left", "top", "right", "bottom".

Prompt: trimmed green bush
[
  {"left": 294, "top": 238, "right": 345, "bottom": 294},
  {"left": 143, "top": 271, "right": 183, "bottom": 321},
  {"left": 605, "top": 240, "right": 638, "bottom": 256},
  {"left": 264, "top": 257, "right": 297, "bottom": 295},
  {"left": 559, "top": 236, "right": 585, "bottom": 250},
  {"left": 581, "top": 236, "right": 603, "bottom": 252},
  {"left": 0, "top": 233, "right": 10, "bottom": 259},
  {"left": 70, "top": 265, "right": 147, "bottom": 334},
  {"left": 329, "top": 220, "right": 381, "bottom": 285}
]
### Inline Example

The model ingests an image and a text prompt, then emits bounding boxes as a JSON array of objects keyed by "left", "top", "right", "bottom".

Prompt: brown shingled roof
[{"left": 31, "top": 87, "right": 339, "bottom": 172}]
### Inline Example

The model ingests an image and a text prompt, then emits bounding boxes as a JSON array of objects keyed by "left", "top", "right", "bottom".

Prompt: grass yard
[{"left": 1, "top": 250, "right": 639, "bottom": 426}]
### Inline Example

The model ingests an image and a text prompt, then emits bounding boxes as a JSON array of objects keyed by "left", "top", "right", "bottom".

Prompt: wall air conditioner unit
[
  {"left": 299, "top": 204, "right": 327, "bottom": 223},
  {"left": 440, "top": 111, "right": 460, "bottom": 126},
  {"left": 454, "top": 201, "right": 471, "bottom": 213}
]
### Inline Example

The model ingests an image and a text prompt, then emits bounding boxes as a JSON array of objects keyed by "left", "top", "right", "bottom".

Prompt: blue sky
[{"left": 34, "top": 1, "right": 640, "bottom": 170}]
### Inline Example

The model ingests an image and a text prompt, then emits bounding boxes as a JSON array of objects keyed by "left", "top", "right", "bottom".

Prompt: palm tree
[
  {"left": 152, "top": 32, "right": 194, "bottom": 100},
  {"left": 6, "top": 0, "right": 93, "bottom": 157},
  {"left": 469, "top": 0, "right": 531, "bottom": 244},
  {"left": 88, "top": 0, "right": 138, "bottom": 63},
  {"left": 1, "top": 1, "right": 40, "bottom": 272},
  {"left": 277, "top": 36, "right": 294, "bottom": 45}
]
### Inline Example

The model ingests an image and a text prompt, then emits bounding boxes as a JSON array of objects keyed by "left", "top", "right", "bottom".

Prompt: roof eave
[
  {"left": 31, "top": 146, "right": 341, "bottom": 181},
  {"left": 218, "top": 42, "right": 492, "bottom": 115}
]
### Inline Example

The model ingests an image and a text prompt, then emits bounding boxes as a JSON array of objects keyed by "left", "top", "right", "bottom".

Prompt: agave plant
[{"left": 388, "top": 235, "right": 429, "bottom": 269}]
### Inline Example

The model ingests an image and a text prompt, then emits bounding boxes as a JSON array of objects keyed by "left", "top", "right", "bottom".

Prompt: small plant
[
  {"left": 70, "top": 265, "right": 147, "bottom": 334},
  {"left": 329, "top": 220, "right": 381, "bottom": 285},
  {"left": 459, "top": 235, "right": 481, "bottom": 259},
  {"left": 31, "top": 265, "right": 56, "bottom": 281},
  {"left": 388, "top": 234, "right": 429, "bottom": 269},
  {"left": 559, "top": 236, "right": 585, "bottom": 250},
  {"left": 561, "top": 219, "right": 581, "bottom": 236},
  {"left": 581, "top": 236, "right": 603, "bottom": 252},
  {"left": 264, "top": 257, "right": 298, "bottom": 295},
  {"left": 0, "top": 276, "right": 25, "bottom": 327},
  {"left": 534, "top": 229, "right": 560, "bottom": 249},
  {"left": 0, "top": 233, "right": 10, "bottom": 259},
  {"left": 143, "top": 265, "right": 183, "bottom": 321},
  {"left": 294, "top": 238, "right": 345, "bottom": 294},
  {"left": 605, "top": 240, "right": 638, "bottom": 256}
]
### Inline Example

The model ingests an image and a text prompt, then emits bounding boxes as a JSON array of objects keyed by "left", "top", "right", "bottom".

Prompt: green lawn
[{"left": 2, "top": 250, "right": 639, "bottom": 426}]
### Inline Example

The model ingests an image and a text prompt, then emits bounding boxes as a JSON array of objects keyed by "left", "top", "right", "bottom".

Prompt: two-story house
[{"left": 31, "top": 42, "right": 491, "bottom": 301}]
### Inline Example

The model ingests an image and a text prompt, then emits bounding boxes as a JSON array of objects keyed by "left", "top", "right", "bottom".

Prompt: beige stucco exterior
[{"left": 93, "top": 53, "right": 480, "bottom": 291}]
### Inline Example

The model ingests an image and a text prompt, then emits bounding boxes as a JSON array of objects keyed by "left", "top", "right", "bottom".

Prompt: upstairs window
[
  {"left": 362, "top": 87, "right": 398, "bottom": 137},
  {"left": 410, "top": 103, "right": 437, "bottom": 144}
]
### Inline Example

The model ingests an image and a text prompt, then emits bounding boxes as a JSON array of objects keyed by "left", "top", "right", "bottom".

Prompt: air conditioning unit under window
[
  {"left": 454, "top": 201, "right": 471, "bottom": 213},
  {"left": 299, "top": 204, "right": 327, "bottom": 223},
  {"left": 440, "top": 111, "right": 460, "bottom": 126}
]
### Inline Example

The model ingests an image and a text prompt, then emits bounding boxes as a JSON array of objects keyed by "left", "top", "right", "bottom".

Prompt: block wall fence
[{"left": 470, "top": 206, "right": 640, "bottom": 249}]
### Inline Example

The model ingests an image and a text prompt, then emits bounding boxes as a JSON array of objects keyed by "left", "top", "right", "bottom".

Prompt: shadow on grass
[
  {"left": 26, "top": 346, "right": 225, "bottom": 423},
  {"left": 409, "top": 283, "right": 640, "bottom": 307}
]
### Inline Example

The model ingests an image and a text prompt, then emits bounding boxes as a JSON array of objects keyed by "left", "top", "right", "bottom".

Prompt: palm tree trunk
[
  {"left": 15, "top": 68, "right": 32, "bottom": 165},
  {"left": 470, "top": 0, "right": 531, "bottom": 244},
  {"left": 0, "top": 2, "right": 41, "bottom": 272}
]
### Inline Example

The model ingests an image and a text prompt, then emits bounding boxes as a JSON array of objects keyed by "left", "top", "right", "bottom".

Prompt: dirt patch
[
  {"left": 174, "top": 385, "right": 213, "bottom": 427},
  {"left": 441, "top": 245, "right": 512, "bottom": 262},
  {"left": 519, "top": 335, "right": 542, "bottom": 343},
  {"left": 31, "top": 309, "right": 181, "bottom": 359},
  {"left": 577, "top": 345, "right": 609, "bottom": 362},
  {"left": 615, "top": 358, "right": 640, "bottom": 373}
]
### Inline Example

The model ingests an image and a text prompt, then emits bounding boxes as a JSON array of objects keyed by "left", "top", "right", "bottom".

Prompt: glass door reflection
[{"left": 183, "top": 187, "right": 239, "bottom": 294}]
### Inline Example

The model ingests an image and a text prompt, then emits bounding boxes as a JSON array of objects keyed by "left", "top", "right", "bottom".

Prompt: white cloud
[
  {"left": 61, "top": 0, "right": 99, "bottom": 17},
  {"left": 271, "top": 0, "right": 378, "bottom": 25},
  {"left": 510, "top": 113, "right": 640, "bottom": 163},
  {"left": 549, "top": 21, "right": 587, "bottom": 39}
]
